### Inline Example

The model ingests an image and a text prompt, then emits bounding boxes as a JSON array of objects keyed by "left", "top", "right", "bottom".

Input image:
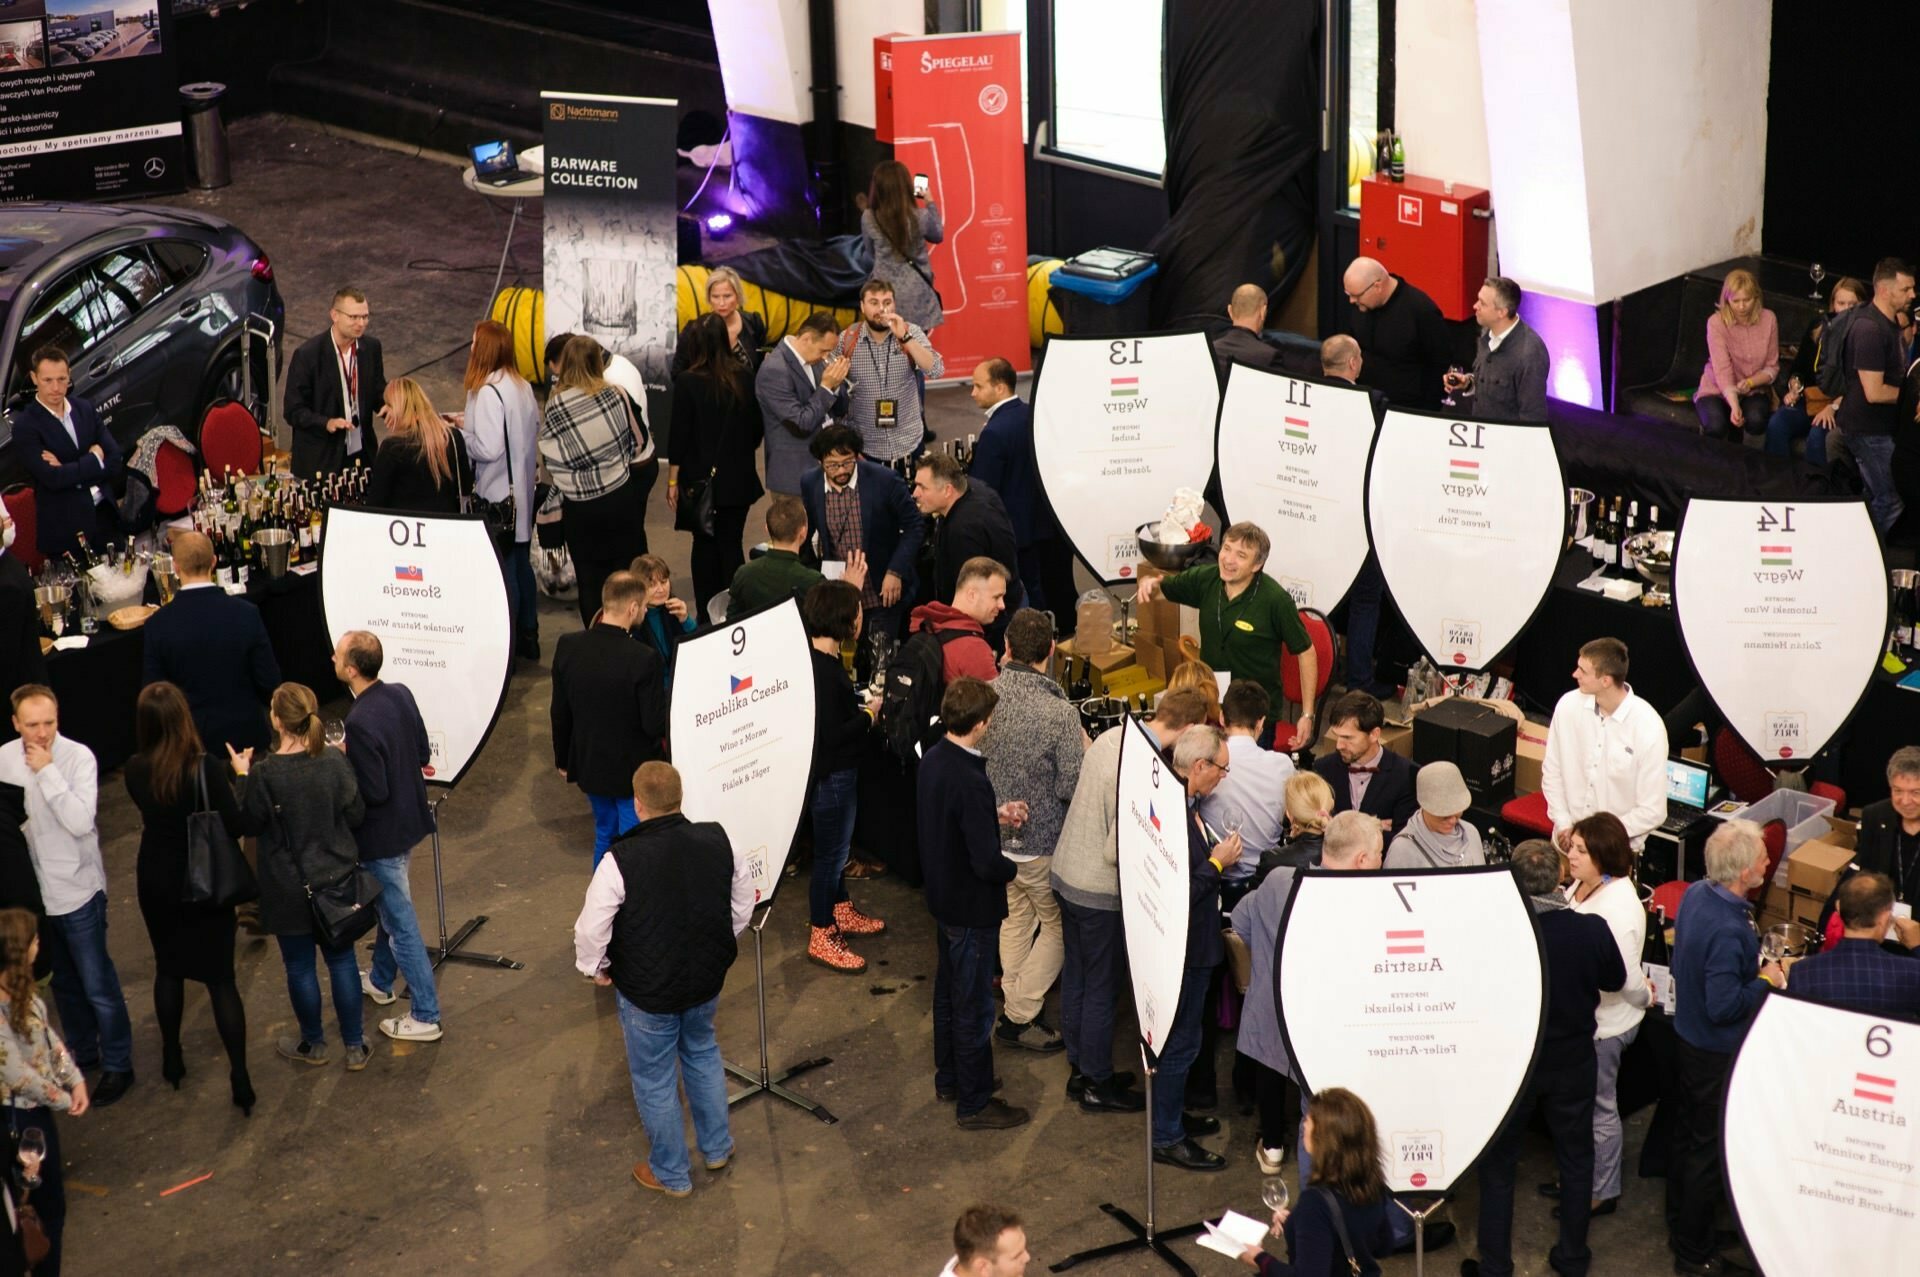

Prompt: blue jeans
[
  {"left": 1763, "top": 403, "right": 1829, "bottom": 466},
  {"left": 365, "top": 853, "right": 441, "bottom": 1025},
  {"left": 1346, "top": 555, "right": 1386, "bottom": 687},
  {"left": 1150, "top": 966, "right": 1212, "bottom": 1147},
  {"left": 1850, "top": 433, "right": 1905, "bottom": 536},
  {"left": 615, "top": 991, "right": 732, "bottom": 1192},
  {"left": 45, "top": 890, "right": 133, "bottom": 1073},
  {"left": 932, "top": 924, "right": 998, "bottom": 1115},
  {"left": 276, "top": 933, "right": 365, "bottom": 1048},
  {"left": 1057, "top": 896, "right": 1125, "bottom": 1081},
  {"left": 506, "top": 539, "right": 538, "bottom": 643},
  {"left": 590, "top": 793, "right": 640, "bottom": 868},
  {"left": 809, "top": 768, "right": 858, "bottom": 927},
  {"left": 1297, "top": 1087, "right": 1415, "bottom": 1246}
]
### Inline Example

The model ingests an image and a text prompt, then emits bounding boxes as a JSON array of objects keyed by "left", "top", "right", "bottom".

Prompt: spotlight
[{"left": 705, "top": 212, "right": 735, "bottom": 239}]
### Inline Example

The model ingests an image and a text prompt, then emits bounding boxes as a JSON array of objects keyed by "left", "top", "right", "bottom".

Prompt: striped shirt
[
  {"left": 539, "top": 385, "right": 636, "bottom": 501},
  {"left": 821, "top": 474, "right": 876, "bottom": 605},
  {"left": 837, "top": 321, "right": 944, "bottom": 462}
]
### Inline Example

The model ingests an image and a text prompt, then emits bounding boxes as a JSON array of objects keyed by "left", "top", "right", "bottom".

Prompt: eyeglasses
[
  {"left": 1344, "top": 278, "right": 1380, "bottom": 303},
  {"left": 1199, "top": 758, "right": 1231, "bottom": 776},
  {"left": 822, "top": 457, "right": 858, "bottom": 474}
]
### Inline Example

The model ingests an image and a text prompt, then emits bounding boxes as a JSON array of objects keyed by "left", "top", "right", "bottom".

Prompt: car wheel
[{"left": 193, "top": 345, "right": 246, "bottom": 442}]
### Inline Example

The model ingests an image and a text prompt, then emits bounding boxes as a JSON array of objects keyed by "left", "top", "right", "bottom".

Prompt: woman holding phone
[{"left": 860, "top": 160, "right": 944, "bottom": 331}]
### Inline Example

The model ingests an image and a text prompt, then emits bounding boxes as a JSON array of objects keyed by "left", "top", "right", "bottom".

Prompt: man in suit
[
  {"left": 1849, "top": 746, "right": 1920, "bottom": 907},
  {"left": 800, "top": 424, "right": 924, "bottom": 646},
  {"left": 1446, "top": 276, "right": 1551, "bottom": 423},
  {"left": 0, "top": 506, "right": 46, "bottom": 727},
  {"left": 913, "top": 452, "right": 1023, "bottom": 650},
  {"left": 552, "top": 571, "right": 668, "bottom": 868},
  {"left": 1312, "top": 690, "right": 1418, "bottom": 838},
  {"left": 1789, "top": 872, "right": 1920, "bottom": 1018},
  {"left": 1343, "top": 256, "right": 1453, "bottom": 410},
  {"left": 754, "top": 311, "right": 850, "bottom": 496},
  {"left": 335, "top": 630, "right": 442, "bottom": 1044},
  {"left": 284, "top": 286, "right": 387, "bottom": 479},
  {"left": 9, "top": 345, "right": 122, "bottom": 557},
  {"left": 967, "top": 358, "right": 1074, "bottom": 620},
  {"left": 1210, "top": 284, "right": 1285, "bottom": 381},
  {"left": 141, "top": 532, "right": 279, "bottom": 753}
]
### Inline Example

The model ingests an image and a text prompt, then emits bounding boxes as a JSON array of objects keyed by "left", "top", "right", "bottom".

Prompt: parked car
[{"left": 0, "top": 202, "right": 284, "bottom": 489}]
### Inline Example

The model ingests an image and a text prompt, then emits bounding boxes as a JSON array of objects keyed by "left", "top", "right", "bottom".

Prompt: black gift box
[{"left": 1411, "top": 699, "right": 1518, "bottom": 806}]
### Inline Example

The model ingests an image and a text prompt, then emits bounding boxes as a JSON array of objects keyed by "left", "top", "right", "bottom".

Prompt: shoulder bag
[
  {"left": 261, "top": 765, "right": 384, "bottom": 949},
  {"left": 674, "top": 464, "right": 718, "bottom": 538},
  {"left": 181, "top": 758, "right": 259, "bottom": 907},
  {"left": 1307, "top": 1186, "right": 1362, "bottom": 1277},
  {"left": 467, "top": 385, "right": 518, "bottom": 553}
]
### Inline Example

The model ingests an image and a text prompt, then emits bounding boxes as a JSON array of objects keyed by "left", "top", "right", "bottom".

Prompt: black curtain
[{"left": 1148, "top": 0, "right": 1322, "bottom": 332}]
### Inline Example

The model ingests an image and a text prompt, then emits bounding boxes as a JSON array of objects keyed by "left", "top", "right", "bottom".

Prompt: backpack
[
  {"left": 878, "top": 627, "right": 972, "bottom": 765},
  {"left": 1813, "top": 307, "right": 1866, "bottom": 398}
]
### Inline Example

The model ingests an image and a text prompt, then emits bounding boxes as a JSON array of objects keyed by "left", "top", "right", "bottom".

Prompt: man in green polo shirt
[
  {"left": 727, "top": 495, "right": 867, "bottom": 620},
  {"left": 1137, "top": 521, "right": 1317, "bottom": 748}
]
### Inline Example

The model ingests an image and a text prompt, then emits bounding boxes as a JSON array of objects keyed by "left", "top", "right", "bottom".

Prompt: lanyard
[
  {"left": 1898, "top": 830, "right": 1919, "bottom": 902},
  {"left": 335, "top": 341, "right": 358, "bottom": 419},
  {"left": 863, "top": 329, "right": 896, "bottom": 385}
]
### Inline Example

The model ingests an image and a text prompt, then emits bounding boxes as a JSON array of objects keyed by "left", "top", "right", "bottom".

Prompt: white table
[{"left": 462, "top": 144, "right": 545, "bottom": 317}]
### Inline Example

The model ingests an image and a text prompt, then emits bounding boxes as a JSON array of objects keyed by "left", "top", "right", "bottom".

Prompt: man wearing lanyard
[
  {"left": 839, "top": 279, "right": 943, "bottom": 464},
  {"left": 285, "top": 286, "right": 389, "bottom": 479},
  {"left": 1855, "top": 746, "right": 1920, "bottom": 912},
  {"left": 1136, "top": 521, "right": 1317, "bottom": 750}
]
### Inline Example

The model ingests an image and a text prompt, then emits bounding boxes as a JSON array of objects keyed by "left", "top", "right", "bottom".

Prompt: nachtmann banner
[
  {"left": 1673, "top": 498, "right": 1888, "bottom": 764},
  {"left": 1725, "top": 995, "right": 1920, "bottom": 1274},
  {"left": 319, "top": 508, "right": 512, "bottom": 789},
  {"left": 541, "top": 91, "right": 678, "bottom": 433},
  {"left": 0, "top": 2, "right": 183, "bottom": 201}
]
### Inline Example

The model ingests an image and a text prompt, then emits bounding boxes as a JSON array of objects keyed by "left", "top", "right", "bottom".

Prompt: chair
[
  {"left": 1, "top": 485, "right": 41, "bottom": 573},
  {"left": 1280, "top": 607, "right": 1336, "bottom": 734},
  {"left": 1748, "top": 819, "right": 1787, "bottom": 903},
  {"left": 199, "top": 400, "right": 263, "bottom": 477},
  {"left": 706, "top": 589, "right": 730, "bottom": 625},
  {"left": 152, "top": 440, "right": 198, "bottom": 518},
  {"left": 1712, "top": 726, "right": 1848, "bottom": 811},
  {"left": 1500, "top": 789, "right": 1554, "bottom": 838},
  {"left": 1649, "top": 879, "right": 1688, "bottom": 926}
]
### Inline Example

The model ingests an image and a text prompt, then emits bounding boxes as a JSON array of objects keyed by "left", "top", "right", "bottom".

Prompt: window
[
  {"left": 1044, "top": 0, "right": 1165, "bottom": 180},
  {"left": 15, "top": 271, "right": 105, "bottom": 391},
  {"left": 152, "top": 240, "right": 208, "bottom": 287},
  {"left": 1345, "top": 0, "right": 1381, "bottom": 208},
  {"left": 91, "top": 247, "right": 168, "bottom": 318}
]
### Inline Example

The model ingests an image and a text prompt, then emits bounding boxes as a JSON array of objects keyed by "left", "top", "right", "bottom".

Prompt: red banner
[{"left": 874, "top": 32, "right": 1030, "bottom": 377}]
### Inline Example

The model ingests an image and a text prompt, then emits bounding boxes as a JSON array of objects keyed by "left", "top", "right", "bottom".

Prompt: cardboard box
[
  {"left": 1053, "top": 638, "right": 1136, "bottom": 687},
  {"left": 1787, "top": 888, "right": 1826, "bottom": 929},
  {"left": 1135, "top": 634, "right": 1168, "bottom": 682},
  {"left": 1787, "top": 841, "right": 1853, "bottom": 900},
  {"left": 1515, "top": 728, "right": 1547, "bottom": 796},
  {"left": 1818, "top": 816, "right": 1858, "bottom": 851},
  {"left": 1134, "top": 596, "right": 1181, "bottom": 641},
  {"left": 1411, "top": 699, "right": 1517, "bottom": 805},
  {"left": 1759, "top": 883, "right": 1792, "bottom": 919},
  {"left": 1099, "top": 667, "right": 1163, "bottom": 702}
]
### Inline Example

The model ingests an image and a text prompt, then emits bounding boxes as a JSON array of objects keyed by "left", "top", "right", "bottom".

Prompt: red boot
[
  {"left": 833, "top": 900, "right": 887, "bottom": 936},
  {"left": 808, "top": 925, "right": 866, "bottom": 973}
]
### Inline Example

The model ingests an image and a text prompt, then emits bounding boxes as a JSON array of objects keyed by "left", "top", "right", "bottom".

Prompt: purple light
[{"left": 705, "top": 212, "right": 735, "bottom": 236}]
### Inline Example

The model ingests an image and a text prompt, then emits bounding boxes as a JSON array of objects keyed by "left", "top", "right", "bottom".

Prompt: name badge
[
  {"left": 876, "top": 398, "right": 897, "bottom": 429},
  {"left": 1233, "top": 619, "right": 1255, "bottom": 632}
]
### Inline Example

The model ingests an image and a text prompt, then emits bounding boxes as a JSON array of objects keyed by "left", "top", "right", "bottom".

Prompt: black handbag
[
  {"left": 674, "top": 466, "right": 717, "bottom": 538},
  {"left": 263, "top": 770, "right": 384, "bottom": 949},
  {"left": 181, "top": 760, "right": 258, "bottom": 907},
  {"left": 468, "top": 385, "right": 518, "bottom": 552}
]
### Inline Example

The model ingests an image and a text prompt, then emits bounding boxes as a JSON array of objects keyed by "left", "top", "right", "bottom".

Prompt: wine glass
[
  {"left": 1442, "top": 364, "right": 1466, "bottom": 408},
  {"left": 1261, "top": 1177, "right": 1289, "bottom": 1232},
  {"left": 323, "top": 718, "right": 346, "bottom": 750},
  {"left": 1809, "top": 261, "right": 1826, "bottom": 300},
  {"left": 17, "top": 1127, "right": 45, "bottom": 1188},
  {"left": 1001, "top": 800, "right": 1029, "bottom": 851}
]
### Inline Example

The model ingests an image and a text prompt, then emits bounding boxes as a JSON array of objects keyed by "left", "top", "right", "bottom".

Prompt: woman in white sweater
[{"left": 1563, "top": 812, "right": 1651, "bottom": 1215}]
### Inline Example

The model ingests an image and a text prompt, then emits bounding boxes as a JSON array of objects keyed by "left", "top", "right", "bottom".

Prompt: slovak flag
[
  {"left": 394, "top": 565, "right": 423, "bottom": 581},
  {"left": 730, "top": 673, "right": 753, "bottom": 694}
]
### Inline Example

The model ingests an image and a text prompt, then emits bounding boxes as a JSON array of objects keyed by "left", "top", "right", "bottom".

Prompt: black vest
[{"left": 606, "top": 814, "right": 738, "bottom": 1013}]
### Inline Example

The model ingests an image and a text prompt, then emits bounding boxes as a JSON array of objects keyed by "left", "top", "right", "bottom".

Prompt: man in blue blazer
[
  {"left": 142, "top": 532, "right": 280, "bottom": 753},
  {"left": 755, "top": 312, "right": 851, "bottom": 496},
  {"left": 1311, "top": 690, "right": 1418, "bottom": 838},
  {"left": 966, "top": 358, "right": 1075, "bottom": 620},
  {"left": 9, "top": 345, "right": 122, "bottom": 557},
  {"left": 800, "top": 424, "right": 925, "bottom": 645},
  {"left": 1789, "top": 871, "right": 1920, "bottom": 1019}
]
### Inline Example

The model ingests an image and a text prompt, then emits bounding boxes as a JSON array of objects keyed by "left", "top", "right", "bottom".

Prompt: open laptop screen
[
  {"left": 1665, "top": 757, "right": 1711, "bottom": 810},
  {"left": 470, "top": 140, "right": 515, "bottom": 176}
]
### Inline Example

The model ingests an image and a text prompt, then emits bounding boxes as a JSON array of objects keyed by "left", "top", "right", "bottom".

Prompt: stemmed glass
[
  {"left": 1442, "top": 365, "right": 1466, "bottom": 408},
  {"left": 323, "top": 718, "right": 346, "bottom": 750},
  {"left": 1261, "top": 1177, "right": 1289, "bottom": 1233},
  {"left": 17, "top": 1127, "right": 45, "bottom": 1189},
  {"left": 1809, "top": 261, "right": 1826, "bottom": 300}
]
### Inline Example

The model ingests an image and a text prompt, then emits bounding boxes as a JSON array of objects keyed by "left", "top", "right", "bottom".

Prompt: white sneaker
[
  {"left": 379, "top": 1013, "right": 443, "bottom": 1042},
  {"left": 360, "top": 969, "right": 396, "bottom": 1006},
  {"left": 1255, "top": 1141, "right": 1286, "bottom": 1175}
]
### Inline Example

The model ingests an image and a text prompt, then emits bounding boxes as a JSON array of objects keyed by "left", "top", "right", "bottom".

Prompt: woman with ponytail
[
  {"left": 229, "top": 683, "right": 371, "bottom": 1071},
  {"left": 0, "top": 906, "right": 87, "bottom": 1275}
]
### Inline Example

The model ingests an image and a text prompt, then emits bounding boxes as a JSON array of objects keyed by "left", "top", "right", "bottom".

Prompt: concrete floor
[{"left": 52, "top": 115, "right": 1712, "bottom": 1274}]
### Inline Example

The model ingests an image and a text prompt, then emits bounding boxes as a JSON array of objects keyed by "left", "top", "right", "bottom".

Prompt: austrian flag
[
  {"left": 1854, "top": 1072, "right": 1897, "bottom": 1105},
  {"left": 1385, "top": 929, "right": 1425, "bottom": 955}
]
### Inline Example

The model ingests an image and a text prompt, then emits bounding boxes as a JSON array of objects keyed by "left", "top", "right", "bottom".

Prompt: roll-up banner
[
  {"left": 0, "top": 2, "right": 183, "bottom": 201},
  {"left": 1672, "top": 498, "right": 1887, "bottom": 763},
  {"left": 319, "top": 509, "right": 512, "bottom": 788},
  {"left": 1115, "top": 714, "right": 1188, "bottom": 1054},
  {"left": 1366, "top": 411, "right": 1564, "bottom": 671},
  {"left": 1216, "top": 366, "right": 1377, "bottom": 613},
  {"left": 1031, "top": 332, "right": 1220, "bottom": 584},
  {"left": 668, "top": 599, "right": 816, "bottom": 906},
  {"left": 540, "top": 91, "right": 679, "bottom": 434},
  {"left": 1725, "top": 995, "right": 1920, "bottom": 1273},
  {"left": 1276, "top": 867, "right": 1545, "bottom": 1194}
]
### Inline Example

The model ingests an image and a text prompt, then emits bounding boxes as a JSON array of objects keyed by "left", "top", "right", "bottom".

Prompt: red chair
[
  {"left": 1500, "top": 789, "right": 1554, "bottom": 837},
  {"left": 1649, "top": 879, "right": 1688, "bottom": 927},
  {"left": 1280, "top": 607, "right": 1336, "bottom": 733},
  {"left": 1712, "top": 726, "right": 1848, "bottom": 813},
  {"left": 1, "top": 485, "right": 41, "bottom": 573},
  {"left": 199, "top": 400, "right": 263, "bottom": 477},
  {"left": 152, "top": 440, "right": 198, "bottom": 518},
  {"left": 1749, "top": 819, "right": 1787, "bottom": 903}
]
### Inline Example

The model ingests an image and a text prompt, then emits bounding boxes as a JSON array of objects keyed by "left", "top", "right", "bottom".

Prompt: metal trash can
[{"left": 179, "top": 82, "right": 230, "bottom": 190}]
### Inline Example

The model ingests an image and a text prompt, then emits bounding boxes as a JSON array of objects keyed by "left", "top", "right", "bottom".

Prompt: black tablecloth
[{"left": 45, "top": 570, "right": 342, "bottom": 773}]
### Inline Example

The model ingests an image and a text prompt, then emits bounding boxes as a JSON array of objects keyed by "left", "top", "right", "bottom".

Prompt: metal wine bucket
[
  {"left": 1759, "top": 921, "right": 1819, "bottom": 966},
  {"left": 1077, "top": 696, "right": 1130, "bottom": 738},
  {"left": 1565, "top": 488, "right": 1596, "bottom": 550},
  {"left": 254, "top": 528, "right": 293, "bottom": 579}
]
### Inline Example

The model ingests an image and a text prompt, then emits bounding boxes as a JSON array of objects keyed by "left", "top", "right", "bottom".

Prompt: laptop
[
  {"left": 1658, "top": 757, "right": 1717, "bottom": 834},
  {"left": 470, "top": 140, "right": 538, "bottom": 188}
]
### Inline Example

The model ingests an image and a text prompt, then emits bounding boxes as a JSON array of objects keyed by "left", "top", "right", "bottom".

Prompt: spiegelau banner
[
  {"left": 1366, "top": 411, "right": 1565, "bottom": 671},
  {"left": 1115, "top": 714, "right": 1189, "bottom": 1054},
  {"left": 1217, "top": 365, "right": 1377, "bottom": 613},
  {"left": 1673, "top": 498, "right": 1888, "bottom": 763},
  {"left": 1276, "top": 867, "right": 1545, "bottom": 1194}
]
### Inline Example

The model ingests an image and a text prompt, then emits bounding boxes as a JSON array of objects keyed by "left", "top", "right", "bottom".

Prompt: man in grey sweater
[
  {"left": 1050, "top": 687, "right": 1212, "bottom": 1112},
  {"left": 1444, "top": 275, "right": 1551, "bottom": 422},
  {"left": 980, "top": 610, "right": 1087, "bottom": 1053}
]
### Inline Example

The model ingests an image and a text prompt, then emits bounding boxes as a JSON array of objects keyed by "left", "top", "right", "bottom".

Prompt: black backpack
[
  {"left": 1813, "top": 307, "right": 1865, "bottom": 398},
  {"left": 878, "top": 627, "right": 971, "bottom": 765}
]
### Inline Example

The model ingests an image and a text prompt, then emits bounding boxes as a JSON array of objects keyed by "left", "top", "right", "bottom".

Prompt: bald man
[
  {"left": 1210, "top": 283, "right": 1285, "bottom": 380},
  {"left": 1319, "top": 335, "right": 1362, "bottom": 383},
  {"left": 1341, "top": 256, "right": 1453, "bottom": 410}
]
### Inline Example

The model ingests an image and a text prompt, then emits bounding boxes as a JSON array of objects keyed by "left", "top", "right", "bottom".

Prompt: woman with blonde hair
[
  {"left": 541, "top": 334, "right": 647, "bottom": 626},
  {"left": 861, "top": 160, "right": 945, "bottom": 330},
  {"left": 1765, "top": 274, "right": 1865, "bottom": 465},
  {"left": 1266, "top": 771, "right": 1337, "bottom": 872},
  {"left": 365, "top": 377, "right": 473, "bottom": 513},
  {"left": 1166, "top": 659, "right": 1225, "bottom": 727},
  {"left": 1694, "top": 267, "right": 1779, "bottom": 440},
  {"left": 0, "top": 906, "right": 88, "bottom": 1274},
  {"left": 460, "top": 319, "right": 543, "bottom": 659},
  {"left": 672, "top": 265, "right": 766, "bottom": 375},
  {"left": 229, "top": 683, "right": 371, "bottom": 1072}
]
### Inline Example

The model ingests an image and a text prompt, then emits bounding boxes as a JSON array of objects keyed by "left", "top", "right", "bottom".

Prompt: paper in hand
[{"left": 1196, "top": 1208, "right": 1269, "bottom": 1258}]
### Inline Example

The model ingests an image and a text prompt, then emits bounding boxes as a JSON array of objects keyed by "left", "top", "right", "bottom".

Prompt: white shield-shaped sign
[
  {"left": 1673, "top": 498, "right": 1887, "bottom": 763},
  {"left": 1366, "top": 410, "right": 1566, "bottom": 672},
  {"left": 1032, "top": 332, "right": 1220, "bottom": 583},
  {"left": 1725, "top": 995, "right": 1920, "bottom": 1274},
  {"left": 1277, "top": 867, "right": 1545, "bottom": 1194},
  {"left": 1217, "top": 365, "right": 1377, "bottom": 613},
  {"left": 1115, "top": 715, "right": 1189, "bottom": 1054},
  {"left": 669, "top": 598, "right": 817, "bottom": 905}
]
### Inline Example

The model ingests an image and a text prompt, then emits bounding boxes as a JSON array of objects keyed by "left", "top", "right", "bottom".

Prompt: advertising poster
[
  {"left": 1031, "top": 331, "right": 1220, "bottom": 584},
  {"left": 1276, "top": 867, "right": 1544, "bottom": 1193},
  {"left": 541, "top": 91, "right": 678, "bottom": 435},
  {"left": 1115, "top": 714, "right": 1188, "bottom": 1053},
  {"left": 319, "top": 508, "right": 511, "bottom": 788},
  {"left": 1725, "top": 995, "right": 1919, "bottom": 1273},
  {"left": 1673, "top": 498, "right": 1887, "bottom": 763},
  {"left": 873, "top": 31, "right": 1028, "bottom": 380},
  {"left": 1366, "top": 410, "right": 1564, "bottom": 671},
  {"left": 1217, "top": 365, "right": 1377, "bottom": 613},
  {"left": 668, "top": 599, "right": 816, "bottom": 906},
  {"left": 0, "top": 2, "right": 182, "bottom": 201}
]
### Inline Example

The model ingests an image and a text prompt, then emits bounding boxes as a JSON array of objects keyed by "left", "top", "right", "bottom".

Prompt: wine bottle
[{"left": 1390, "top": 133, "right": 1406, "bottom": 182}]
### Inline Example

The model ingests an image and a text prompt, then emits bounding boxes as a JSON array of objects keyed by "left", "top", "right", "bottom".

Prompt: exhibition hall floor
[{"left": 56, "top": 116, "right": 1699, "bottom": 1274}]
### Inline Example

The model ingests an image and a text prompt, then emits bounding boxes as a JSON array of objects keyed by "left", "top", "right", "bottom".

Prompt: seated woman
[
  {"left": 1693, "top": 268, "right": 1778, "bottom": 442},
  {"left": 1238, "top": 1087, "right": 1390, "bottom": 1276},
  {"left": 1765, "top": 275, "right": 1864, "bottom": 465}
]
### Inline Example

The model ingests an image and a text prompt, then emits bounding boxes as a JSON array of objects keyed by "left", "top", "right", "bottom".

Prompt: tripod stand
[
  {"left": 424, "top": 795, "right": 523, "bottom": 970},
  {"left": 722, "top": 907, "right": 836, "bottom": 1123}
]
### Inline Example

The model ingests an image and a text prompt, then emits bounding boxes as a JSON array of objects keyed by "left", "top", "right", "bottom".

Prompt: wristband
[{"left": 1207, "top": 857, "right": 1224, "bottom": 874}]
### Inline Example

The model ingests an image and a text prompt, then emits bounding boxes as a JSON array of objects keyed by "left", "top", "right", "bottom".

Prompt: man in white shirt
[
  {"left": 1198, "top": 681, "right": 1294, "bottom": 907},
  {"left": 938, "top": 1204, "right": 1030, "bottom": 1277},
  {"left": 1541, "top": 637, "right": 1668, "bottom": 852},
  {"left": 0, "top": 685, "right": 136, "bottom": 1104}
]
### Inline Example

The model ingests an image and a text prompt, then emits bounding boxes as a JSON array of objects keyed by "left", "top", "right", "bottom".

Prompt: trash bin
[
  {"left": 1047, "top": 261, "right": 1159, "bottom": 336},
  {"left": 179, "top": 82, "right": 230, "bottom": 190}
]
